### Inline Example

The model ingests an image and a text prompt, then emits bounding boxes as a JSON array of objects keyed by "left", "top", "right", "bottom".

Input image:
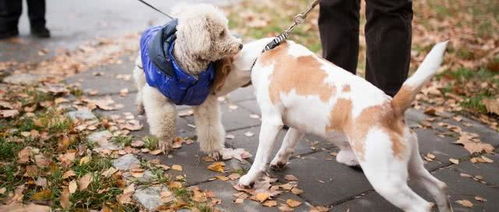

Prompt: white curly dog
[{"left": 133, "top": 4, "right": 247, "bottom": 158}]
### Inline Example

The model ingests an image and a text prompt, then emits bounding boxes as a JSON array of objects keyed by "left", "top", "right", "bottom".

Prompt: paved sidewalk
[
  {"left": 1, "top": 0, "right": 497, "bottom": 210},
  {"left": 65, "top": 54, "right": 499, "bottom": 211}
]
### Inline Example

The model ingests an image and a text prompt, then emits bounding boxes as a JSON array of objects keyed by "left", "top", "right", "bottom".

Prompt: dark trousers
[
  {"left": 319, "top": 0, "right": 412, "bottom": 96},
  {"left": 0, "top": 0, "right": 46, "bottom": 31}
]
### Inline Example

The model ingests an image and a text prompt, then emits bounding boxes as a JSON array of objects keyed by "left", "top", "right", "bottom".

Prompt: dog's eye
[{"left": 219, "top": 30, "right": 225, "bottom": 37}]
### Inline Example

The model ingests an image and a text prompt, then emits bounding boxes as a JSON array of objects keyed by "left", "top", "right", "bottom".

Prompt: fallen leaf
[
  {"left": 286, "top": 199, "right": 302, "bottom": 208},
  {"left": 449, "top": 158, "right": 459, "bottom": 164},
  {"left": 0, "top": 109, "right": 19, "bottom": 118},
  {"left": 62, "top": 170, "right": 76, "bottom": 179},
  {"left": 31, "top": 189, "right": 51, "bottom": 201},
  {"left": 79, "top": 155, "right": 91, "bottom": 165},
  {"left": 482, "top": 98, "right": 499, "bottom": 115},
  {"left": 244, "top": 131, "right": 254, "bottom": 137},
  {"left": 172, "top": 164, "right": 183, "bottom": 171},
  {"left": 215, "top": 175, "right": 229, "bottom": 181},
  {"left": 17, "top": 147, "right": 32, "bottom": 164},
  {"left": 60, "top": 187, "right": 71, "bottom": 209},
  {"left": 69, "top": 180, "right": 77, "bottom": 194},
  {"left": 284, "top": 175, "right": 298, "bottom": 181},
  {"left": 221, "top": 148, "right": 252, "bottom": 161},
  {"left": 228, "top": 173, "right": 241, "bottom": 180},
  {"left": 207, "top": 162, "right": 225, "bottom": 173},
  {"left": 78, "top": 173, "right": 93, "bottom": 190},
  {"left": 0, "top": 204, "right": 51, "bottom": 212},
  {"left": 456, "top": 199, "right": 473, "bottom": 208},
  {"left": 101, "top": 167, "right": 118, "bottom": 177},
  {"left": 178, "top": 109, "right": 194, "bottom": 117},
  {"left": 291, "top": 187, "right": 304, "bottom": 195},
  {"left": 119, "top": 88, "right": 129, "bottom": 96},
  {"left": 262, "top": 200, "right": 278, "bottom": 207},
  {"left": 474, "top": 196, "right": 487, "bottom": 202},
  {"left": 254, "top": 192, "right": 270, "bottom": 202}
]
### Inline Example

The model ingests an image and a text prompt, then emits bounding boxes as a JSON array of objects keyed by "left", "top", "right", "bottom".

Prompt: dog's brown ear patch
[{"left": 211, "top": 57, "right": 233, "bottom": 95}]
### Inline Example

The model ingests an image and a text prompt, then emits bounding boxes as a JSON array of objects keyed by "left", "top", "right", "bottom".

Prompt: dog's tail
[{"left": 392, "top": 41, "right": 448, "bottom": 115}]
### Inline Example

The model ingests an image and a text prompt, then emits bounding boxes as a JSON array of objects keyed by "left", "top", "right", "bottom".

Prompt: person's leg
[
  {"left": 318, "top": 0, "right": 360, "bottom": 74},
  {"left": 27, "top": 0, "right": 49, "bottom": 37},
  {"left": 0, "top": 0, "right": 22, "bottom": 39},
  {"left": 365, "top": 0, "right": 412, "bottom": 96}
]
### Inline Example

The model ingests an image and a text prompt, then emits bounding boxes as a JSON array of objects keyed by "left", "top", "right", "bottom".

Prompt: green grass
[
  {"left": 143, "top": 136, "right": 159, "bottom": 150},
  {"left": 0, "top": 138, "right": 23, "bottom": 161},
  {"left": 73, "top": 156, "right": 113, "bottom": 176},
  {"left": 112, "top": 135, "right": 133, "bottom": 147}
]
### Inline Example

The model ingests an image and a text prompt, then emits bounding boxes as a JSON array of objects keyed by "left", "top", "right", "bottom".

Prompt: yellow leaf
[
  {"left": 291, "top": 187, "right": 304, "bottom": 195},
  {"left": 207, "top": 162, "right": 225, "bottom": 173},
  {"left": 215, "top": 175, "right": 229, "bottom": 181},
  {"left": 31, "top": 189, "right": 51, "bottom": 201},
  {"left": 286, "top": 199, "right": 302, "bottom": 208},
  {"left": 79, "top": 156, "right": 91, "bottom": 165}
]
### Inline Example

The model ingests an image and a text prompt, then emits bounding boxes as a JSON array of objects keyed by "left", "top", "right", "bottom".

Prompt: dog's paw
[
  {"left": 336, "top": 149, "right": 359, "bottom": 166},
  {"left": 208, "top": 151, "right": 223, "bottom": 161},
  {"left": 238, "top": 175, "right": 255, "bottom": 188},
  {"left": 158, "top": 140, "right": 172, "bottom": 154},
  {"left": 270, "top": 161, "right": 287, "bottom": 171}
]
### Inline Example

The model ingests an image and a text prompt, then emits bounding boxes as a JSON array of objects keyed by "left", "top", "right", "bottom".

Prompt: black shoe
[
  {"left": 0, "top": 29, "right": 19, "bottom": 40},
  {"left": 31, "top": 26, "right": 50, "bottom": 38}
]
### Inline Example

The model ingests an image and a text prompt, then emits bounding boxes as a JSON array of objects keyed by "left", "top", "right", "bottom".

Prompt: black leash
[{"left": 137, "top": 0, "right": 175, "bottom": 20}]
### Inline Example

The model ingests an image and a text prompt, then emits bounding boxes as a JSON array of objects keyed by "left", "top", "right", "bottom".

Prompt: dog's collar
[{"left": 148, "top": 19, "right": 178, "bottom": 76}]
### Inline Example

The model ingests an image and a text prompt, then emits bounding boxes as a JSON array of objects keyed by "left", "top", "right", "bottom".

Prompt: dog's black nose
[{"left": 238, "top": 43, "right": 243, "bottom": 50}]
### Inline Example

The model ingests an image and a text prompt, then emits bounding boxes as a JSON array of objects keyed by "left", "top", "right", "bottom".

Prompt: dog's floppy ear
[
  {"left": 211, "top": 57, "right": 233, "bottom": 95},
  {"left": 176, "top": 17, "right": 211, "bottom": 57}
]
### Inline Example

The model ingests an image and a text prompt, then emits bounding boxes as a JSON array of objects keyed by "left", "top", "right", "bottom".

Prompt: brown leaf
[
  {"left": 60, "top": 187, "right": 71, "bottom": 209},
  {"left": 262, "top": 200, "right": 278, "bottom": 207},
  {"left": 62, "top": 170, "right": 76, "bottom": 179},
  {"left": 78, "top": 173, "right": 93, "bottom": 190},
  {"left": 254, "top": 192, "right": 270, "bottom": 202},
  {"left": 291, "top": 187, "right": 304, "bottom": 195},
  {"left": 286, "top": 199, "right": 302, "bottom": 208},
  {"left": 17, "top": 147, "right": 32, "bottom": 164},
  {"left": 456, "top": 199, "right": 473, "bottom": 208},
  {"left": 172, "top": 164, "right": 183, "bottom": 171},
  {"left": 482, "top": 98, "right": 499, "bottom": 115}
]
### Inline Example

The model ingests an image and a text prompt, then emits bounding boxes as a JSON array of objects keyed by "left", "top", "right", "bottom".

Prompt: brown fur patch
[
  {"left": 342, "top": 85, "right": 351, "bottom": 92},
  {"left": 211, "top": 57, "right": 233, "bottom": 95},
  {"left": 260, "top": 42, "right": 336, "bottom": 104},
  {"left": 326, "top": 102, "right": 406, "bottom": 160}
]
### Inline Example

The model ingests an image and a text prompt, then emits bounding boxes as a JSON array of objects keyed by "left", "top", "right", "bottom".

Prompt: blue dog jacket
[{"left": 140, "top": 20, "right": 215, "bottom": 106}]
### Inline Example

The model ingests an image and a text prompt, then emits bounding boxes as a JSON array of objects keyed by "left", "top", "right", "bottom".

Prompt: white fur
[
  {"left": 239, "top": 39, "right": 450, "bottom": 212},
  {"left": 134, "top": 4, "right": 244, "bottom": 156}
]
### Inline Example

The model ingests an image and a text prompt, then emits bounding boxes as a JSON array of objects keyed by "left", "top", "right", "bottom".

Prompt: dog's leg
[
  {"left": 133, "top": 56, "right": 145, "bottom": 115},
  {"left": 270, "top": 128, "right": 303, "bottom": 170},
  {"left": 142, "top": 85, "right": 176, "bottom": 152},
  {"left": 408, "top": 132, "right": 451, "bottom": 212},
  {"left": 239, "top": 115, "right": 283, "bottom": 187},
  {"left": 193, "top": 95, "right": 225, "bottom": 160},
  {"left": 358, "top": 130, "right": 433, "bottom": 212},
  {"left": 336, "top": 145, "right": 360, "bottom": 167}
]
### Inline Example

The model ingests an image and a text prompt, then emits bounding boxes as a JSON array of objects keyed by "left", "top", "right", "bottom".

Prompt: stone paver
[
  {"left": 7, "top": 1, "right": 495, "bottom": 209},
  {"left": 67, "top": 108, "right": 97, "bottom": 121},
  {"left": 113, "top": 154, "right": 141, "bottom": 171}
]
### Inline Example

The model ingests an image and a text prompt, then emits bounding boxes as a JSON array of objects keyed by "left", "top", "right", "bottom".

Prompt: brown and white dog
[{"left": 236, "top": 38, "right": 450, "bottom": 212}]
